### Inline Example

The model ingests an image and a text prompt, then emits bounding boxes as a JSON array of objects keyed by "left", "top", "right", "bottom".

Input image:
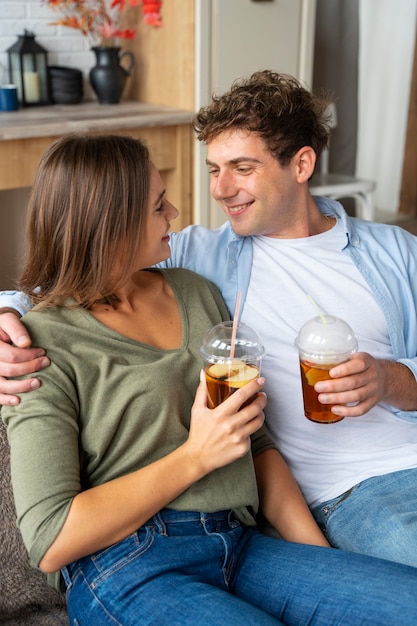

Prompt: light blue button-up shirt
[
  {"left": 2, "top": 197, "right": 417, "bottom": 420},
  {"left": 164, "top": 197, "right": 417, "bottom": 422}
]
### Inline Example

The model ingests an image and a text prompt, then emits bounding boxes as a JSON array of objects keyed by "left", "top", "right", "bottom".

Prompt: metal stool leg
[{"left": 354, "top": 192, "right": 375, "bottom": 221}]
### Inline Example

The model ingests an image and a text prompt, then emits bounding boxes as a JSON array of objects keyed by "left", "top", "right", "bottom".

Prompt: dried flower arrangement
[{"left": 44, "top": 0, "right": 162, "bottom": 47}]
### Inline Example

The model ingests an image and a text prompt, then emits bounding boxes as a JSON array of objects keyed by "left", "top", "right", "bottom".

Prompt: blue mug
[{"left": 0, "top": 84, "right": 19, "bottom": 111}]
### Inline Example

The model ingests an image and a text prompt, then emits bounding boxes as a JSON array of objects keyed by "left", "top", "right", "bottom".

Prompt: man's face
[{"left": 206, "top": 129, "right": 304, "bottom": 238}]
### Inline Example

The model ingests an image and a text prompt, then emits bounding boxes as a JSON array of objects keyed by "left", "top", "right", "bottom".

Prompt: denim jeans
[
  {"left": 61, "top": 508, "right": 417, "bottom": 625},
  {"left": 311, "top": 467, "right": 417, "bottom": 567}
]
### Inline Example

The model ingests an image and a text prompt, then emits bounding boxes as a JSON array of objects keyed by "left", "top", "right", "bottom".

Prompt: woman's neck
[{"left": 90, "top": 270, "right": 183, "bottom": 349}]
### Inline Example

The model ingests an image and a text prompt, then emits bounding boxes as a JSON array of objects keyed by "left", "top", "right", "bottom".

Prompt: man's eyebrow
[{"left": 205, "top": 157, "right": 262, "bottom": 166}]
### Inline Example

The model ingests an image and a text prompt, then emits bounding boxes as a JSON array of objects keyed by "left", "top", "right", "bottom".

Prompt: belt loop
[
  {"left": 227, "top": 510, "right": 239, "bottom": 529},
  {"left": 151, "top": 511, "right": 167, "bottom": 536},
  {"left": 61, "top": 565, "right": 72, "bottom": 587}
]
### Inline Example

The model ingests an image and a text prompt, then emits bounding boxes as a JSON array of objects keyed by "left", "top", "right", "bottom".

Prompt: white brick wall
[{"left": 0, "top": 0, "right": 101, "bottom": 100}]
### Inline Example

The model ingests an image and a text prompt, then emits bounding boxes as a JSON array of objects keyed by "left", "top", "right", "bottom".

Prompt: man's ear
[{"left": 294, "top": 146, "right": 316, "bottom": 183}]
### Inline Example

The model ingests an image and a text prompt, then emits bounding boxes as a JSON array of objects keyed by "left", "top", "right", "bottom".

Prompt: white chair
[{"left": 309, "top": 103, "right": 376, "bottom": 221}]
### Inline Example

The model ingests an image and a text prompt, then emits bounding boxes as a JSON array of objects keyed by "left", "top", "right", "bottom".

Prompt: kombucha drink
[
  {"left": 299, "top": 359, "right": 344, "bottom": 423},
  {"left": 205, "top": 359, "right": 259, "bottom": 409},
  {"left": 295, "top": 314, "right": 358, "bottom": 424}
]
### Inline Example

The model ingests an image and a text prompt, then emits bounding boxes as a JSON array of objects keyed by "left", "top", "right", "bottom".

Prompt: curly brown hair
[{"left": 194, "top": 70, "right": 331, "bottom": 166}]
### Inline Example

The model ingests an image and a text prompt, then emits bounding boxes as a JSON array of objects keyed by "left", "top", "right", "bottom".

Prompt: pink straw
[{"left": 230, "top": 291, "right": 242, "bottom": 359}]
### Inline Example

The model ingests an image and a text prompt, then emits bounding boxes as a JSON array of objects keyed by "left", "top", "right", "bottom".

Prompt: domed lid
[
  {"left": 200, "top": 321, "right": 265, "bottom": 363},
  {"left": 295, "top": 315, "right": 358, "bottom": 358}
]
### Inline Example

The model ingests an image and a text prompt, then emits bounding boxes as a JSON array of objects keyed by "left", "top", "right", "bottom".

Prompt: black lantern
[{"left": 7, "top": 30, "right": 50, "bottom": 107}]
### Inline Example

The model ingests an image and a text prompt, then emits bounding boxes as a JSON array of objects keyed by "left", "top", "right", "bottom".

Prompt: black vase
[{"left": 89, "top": 47, "right": 135, "bottom": 105}]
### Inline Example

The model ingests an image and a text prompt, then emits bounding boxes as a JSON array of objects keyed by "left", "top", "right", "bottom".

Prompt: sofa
[{"left": 0, "top": 417, "right": 68, "bottom": 625}]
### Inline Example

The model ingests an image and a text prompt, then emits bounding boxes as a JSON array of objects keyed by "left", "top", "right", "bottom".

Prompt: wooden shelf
[{"left": 0, "top": 102, "right": 195, "bottom": 230}]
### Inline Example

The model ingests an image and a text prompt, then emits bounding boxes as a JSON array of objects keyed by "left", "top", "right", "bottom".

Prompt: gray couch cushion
[{"left": 0, "top": 416, "right": 68, "bottom": 625}]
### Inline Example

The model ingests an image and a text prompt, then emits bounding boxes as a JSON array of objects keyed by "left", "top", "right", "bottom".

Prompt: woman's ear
[{"left": 294, "top": 146, "right": 316, "bottom": 183}]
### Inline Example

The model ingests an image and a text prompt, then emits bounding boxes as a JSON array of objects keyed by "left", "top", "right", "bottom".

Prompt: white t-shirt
[{"left": 241, "top": 217, "right": 417, "bottom": 507}]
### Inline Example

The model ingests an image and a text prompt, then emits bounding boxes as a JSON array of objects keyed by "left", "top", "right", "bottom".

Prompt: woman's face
[{"left": 136, "top": 162, "right": 179, "bottom": 269}]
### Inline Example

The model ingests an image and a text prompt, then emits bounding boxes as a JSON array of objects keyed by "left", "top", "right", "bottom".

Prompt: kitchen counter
[
  {"left": 0, "top": 102, "right": 195, "bottom": 228},
  {"left": 0, "top": 101, "right": 194, "bottom": 140}
]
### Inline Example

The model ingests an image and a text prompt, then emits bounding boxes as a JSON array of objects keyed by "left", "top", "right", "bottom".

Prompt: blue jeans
[
  {"left": 61, "top": 508, "right": 417, "bottom": 625},
  {"left": 311, "top": 467, "right": 417, "bottom": 567}
]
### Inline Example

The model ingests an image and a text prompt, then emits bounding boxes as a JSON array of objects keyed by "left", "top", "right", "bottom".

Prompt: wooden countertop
[{"left": 0, "top": 101, "right": 195, "bottom": 141}]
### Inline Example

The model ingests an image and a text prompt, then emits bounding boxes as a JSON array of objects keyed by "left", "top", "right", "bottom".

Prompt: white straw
[{"left": 307, "top": 294, "right": 328, "bottom": 325}]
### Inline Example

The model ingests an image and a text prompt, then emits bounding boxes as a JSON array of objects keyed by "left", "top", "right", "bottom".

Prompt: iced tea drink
[
  {"left": 200, "top": 320, "right": 265, "bottom": 409},
  {"left": 295, "top": 314, "right": 358, "bottom": 424},
  {"left": 205, "top": 359, "right": 260, "bottom": 409},
  {"left": 299, "top": 360, "right": 342, "bottom": 423}
]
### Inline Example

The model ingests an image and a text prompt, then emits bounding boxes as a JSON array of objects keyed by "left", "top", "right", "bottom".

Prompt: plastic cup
[
  {"left": 295, "top": 315, "right": 358, "bottom": 424},
  {"left": 200, "top": 321, "right": 265, "bottom": 409}
]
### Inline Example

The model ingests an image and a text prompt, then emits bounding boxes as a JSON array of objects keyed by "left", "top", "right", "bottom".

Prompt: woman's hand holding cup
[{"left": 186, "top": 368, "right": 266, "bottom": 477}]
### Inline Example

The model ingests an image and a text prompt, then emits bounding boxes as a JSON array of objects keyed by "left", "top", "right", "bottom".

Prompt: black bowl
[
  {"left": 51, "top": 83, "right": 83, "bottom": 94},
  {"left": 51, "top": 91, "right": 83, "bottom": 105},
  {"left": 51, "top": 75, "right": 82, "bottom": 84},
  {"left": 48, "top": 66, "right": 83, "bottom": 80}
]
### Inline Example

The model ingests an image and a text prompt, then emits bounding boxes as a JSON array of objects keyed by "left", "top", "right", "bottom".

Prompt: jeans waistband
[
  {"left": 153, "top": 509, "right": 232, "bottom": 523},
  {"left": 61, "top": 510, "right": 240, "bottom": 583},
  {"left": 148, "top": 509, "right": 239, "bottom": 535}
]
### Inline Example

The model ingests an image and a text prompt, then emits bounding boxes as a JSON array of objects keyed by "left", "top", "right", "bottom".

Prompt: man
[{"left": 1, "top": 71, "right": 417, "bottom": 567}]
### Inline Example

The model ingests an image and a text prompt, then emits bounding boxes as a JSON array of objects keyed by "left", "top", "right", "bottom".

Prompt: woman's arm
[
  {"left": 41, "top": 437, "right": 208, "bottom": 572},
  {"left": 40, "top": 374, "right": 267, "bottom": 573},
  {"left": 254, "top": 448, "right": 330, "bottom": 547}
]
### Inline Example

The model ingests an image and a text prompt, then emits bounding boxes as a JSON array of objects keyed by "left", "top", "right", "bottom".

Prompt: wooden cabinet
[{"left": 0, "top": 102, "right": 194, "bottom": 231}]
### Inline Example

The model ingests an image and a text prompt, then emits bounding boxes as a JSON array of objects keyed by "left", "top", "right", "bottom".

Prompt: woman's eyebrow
[{"left": 153, "top": 189, "right": 166, "bottom": 206}]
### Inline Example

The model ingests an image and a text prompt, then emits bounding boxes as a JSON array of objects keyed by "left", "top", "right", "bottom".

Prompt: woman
[{"left": 3, "top": 133, "right": 417, "bottom": 626}]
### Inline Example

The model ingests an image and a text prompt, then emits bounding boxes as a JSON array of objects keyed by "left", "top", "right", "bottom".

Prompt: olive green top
[{"left": 2, "top": 269, "right": 275, "bottom": 589}]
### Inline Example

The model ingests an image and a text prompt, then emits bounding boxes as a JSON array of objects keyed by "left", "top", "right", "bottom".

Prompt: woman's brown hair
[{"left": 19, "top": 133, "right": 150, "bottom": 309}]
